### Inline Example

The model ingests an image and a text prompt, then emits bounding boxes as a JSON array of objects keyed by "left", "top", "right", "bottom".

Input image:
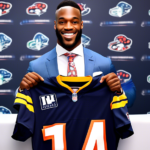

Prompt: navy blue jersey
[{"left": 12, "top": 75, "right": 133, "bottom": 150}]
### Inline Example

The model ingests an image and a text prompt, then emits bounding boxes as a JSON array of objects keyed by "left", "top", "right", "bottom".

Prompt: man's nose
[{"left": 64, "top": 22, "right": 73, "bottom": 30}]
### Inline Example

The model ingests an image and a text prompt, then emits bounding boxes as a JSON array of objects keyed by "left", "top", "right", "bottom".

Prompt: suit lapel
[
  {"left": 84, "top": 47, "right": 95, "bottom": 76},
  {"left": 45, "top": 47, "right": 95, "bottom": 77},
  {"left": 45, "top": 48, "right": 59, "bottom": 77}
]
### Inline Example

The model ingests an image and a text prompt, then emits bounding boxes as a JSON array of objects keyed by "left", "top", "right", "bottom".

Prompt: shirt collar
[{"left": 56, "top": 43, "right": 83, "bottom": 57}]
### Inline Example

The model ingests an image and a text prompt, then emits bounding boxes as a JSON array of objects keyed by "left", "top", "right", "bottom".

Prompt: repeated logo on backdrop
[
  {"left": 100, "top": 2, "right": 134, "bottom": 27},
  {"left": 0, "top": 69, "right": 12, "bottom": 85},
  {"left": 27, "top": 32, "right": 49, "bottom": 51},
  {"left": 109, "top": 1, "right": 132, "bottom": 17},
  {"left": 108, "top": 35, "right": 132, "bottom": 52},
  {"left": 0, "top": 33, "right": 12, "bottom": 52},
  {"left": 77, "top": 3, "right": 91, "bottom": 16},
  {"left": 81, "top": 34, "right": 91, "bottom": 47},
  {"left": 0, "top": 106, "right": 11, "bottom": 114},
  {"left": 117, "top": 70, "right": 131, "bottom": 84},
  {"left": 0, "top": 1, "right": 12, "bottom": 16},
  {"left": 26, "top": 2, "right": 48, "bottom": 16},
  {"left": 147, "top": 75, "right": 150, "bottom": 83}
]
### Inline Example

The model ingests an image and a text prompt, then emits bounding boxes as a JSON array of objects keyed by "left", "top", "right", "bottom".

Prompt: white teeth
[{"left": 63, "top": 33, "right": 74, "bottom": 35}]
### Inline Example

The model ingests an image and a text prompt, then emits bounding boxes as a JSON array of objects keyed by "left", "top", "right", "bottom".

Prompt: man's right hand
[{"left": 19, "top": 72, "right": 44, "bottom": 91}]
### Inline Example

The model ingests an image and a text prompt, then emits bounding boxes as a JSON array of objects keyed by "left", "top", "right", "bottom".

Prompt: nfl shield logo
[{"left": 72, "top": 93, "right": 78, "bottom": 102}]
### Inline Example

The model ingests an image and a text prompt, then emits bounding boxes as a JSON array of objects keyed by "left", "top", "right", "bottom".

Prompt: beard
[{"left": 55, "top": 28, "right": 82, "bottom": 49}]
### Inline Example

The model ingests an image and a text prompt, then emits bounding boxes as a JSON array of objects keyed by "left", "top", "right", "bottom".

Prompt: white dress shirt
[{"left": 56, "top": 43, "right": 85, "bottom": 77}]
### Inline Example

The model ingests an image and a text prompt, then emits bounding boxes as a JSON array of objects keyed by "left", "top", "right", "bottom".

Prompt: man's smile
[{"left": 61, "top": 32, "right": 77, "bottom": 39}]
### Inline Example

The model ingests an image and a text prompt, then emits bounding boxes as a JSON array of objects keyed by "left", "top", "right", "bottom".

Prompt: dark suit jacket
[{"left": 27, "top": 47, "right": 136, "bottom": 107}]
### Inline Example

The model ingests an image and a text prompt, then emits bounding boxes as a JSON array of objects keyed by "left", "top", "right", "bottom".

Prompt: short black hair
[{"left": 56, "top": 0, "right": 81, "bottom": 13}]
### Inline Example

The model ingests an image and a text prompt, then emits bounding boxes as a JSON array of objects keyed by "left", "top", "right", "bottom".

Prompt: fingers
[
  {"left": 20, "top": 80, "right": 30, "bottom": 90},
  {"left": 109, "top": 83, "right": 121, "bottom": 92},
  {"left": 100, "top": 75, "right": 107, "bottom": 83},
  {"left": 106, "top": 77, "right": 120, "bottom": 87},
  {"left": 100, "top": 73, "right": 122, "bottom": 92},
  {"left": 24, "top": 75, "right": 38, "bottom": 86},
  {"left": 32, "top": 72, "right": 44, "bottom": 81},
  {"left": 20, "top": 72, "right": 44, "bottom": 90}
]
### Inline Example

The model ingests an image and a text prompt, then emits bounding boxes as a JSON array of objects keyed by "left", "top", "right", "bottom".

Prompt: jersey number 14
[{"left": 42, "top": 120, "right": 107, "bottom": 150}]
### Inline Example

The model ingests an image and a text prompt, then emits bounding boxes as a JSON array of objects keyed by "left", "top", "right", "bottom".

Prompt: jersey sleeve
[
  {"left": 12, "top": 90, "right": 34, "bottom": 141},
  {"left": 110, "top": 94, "right": 134, "bottom": 139}
]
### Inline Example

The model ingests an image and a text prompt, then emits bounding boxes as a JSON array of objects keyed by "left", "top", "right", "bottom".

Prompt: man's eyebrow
[
  {"left": 58, "top": 17, "right": 80, "bottom": 20},
  {"left": 58, "top": 17, "right": 65, "bottom": 20}
]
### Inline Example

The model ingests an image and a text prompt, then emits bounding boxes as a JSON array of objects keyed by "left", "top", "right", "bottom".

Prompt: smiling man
[
  {"left": 18, "top": 0, "right": 136, "bottom": 107},
  {"left": 55, "top": 5, "right": 83, "bottom": 50}
]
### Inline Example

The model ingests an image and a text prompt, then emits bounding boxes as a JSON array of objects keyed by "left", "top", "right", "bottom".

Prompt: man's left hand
[{"left": 100, "top": 72, "right": 122, "bottom": 93}]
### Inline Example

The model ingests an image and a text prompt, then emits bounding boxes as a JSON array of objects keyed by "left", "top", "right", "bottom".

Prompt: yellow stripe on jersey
[
  {"left": 111, "top": 100, "right": 128, "bottom": 110},
  {"left": 14, "top": 98, "right": 34, "bottom": 113},
  {"left": 16, "top": 93, "right": 33, "bottom": 104},
  {"left": 110, "top": 94, "right": 128, "bottom": 110},
  {"left": 111, "top": 94, "right": 127, "bottom": 103}
]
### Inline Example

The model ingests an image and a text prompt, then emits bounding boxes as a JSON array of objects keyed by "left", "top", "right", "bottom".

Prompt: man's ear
[
  {"left": 81, "top": 21, "right": 83, "bottom": 29},
  {"left": 54, "top": 20, "right": 56, "bottom": 30}
]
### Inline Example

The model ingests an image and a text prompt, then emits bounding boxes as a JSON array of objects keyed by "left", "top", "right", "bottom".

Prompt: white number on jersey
[{"left": 42, "top": 120, "right": 107, "bottom": 150}]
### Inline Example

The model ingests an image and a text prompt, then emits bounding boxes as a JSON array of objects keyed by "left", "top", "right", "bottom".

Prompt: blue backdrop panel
[{"left": 0, "top": 0, "right": 150, "bottom": 114}]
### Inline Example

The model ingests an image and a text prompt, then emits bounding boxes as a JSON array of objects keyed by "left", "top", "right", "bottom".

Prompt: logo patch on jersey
[
  {"left": 0, "top": 1, "right": 12, "bottom": 16},
  {"left": 0, "top": 106, "right": 11, "bottom": 114},
  {"left": 109, "top": 1, "right": 132, "bottom": 17},
  {"left": 0, "top": 68, "right": 12, "bottom": 85},
  {"left": 77, "top": 3, "right": 91, "bottom": 16},
  {"left": 0, "top": 33, "right": 12, "bottom": 52},
  {"left": 81, "top": 34, "right": 91, "bottom": 47},
  {"left": 108, "top": 34, "right": 132, "bottom": 52},
  {"left": 26, "top": 2, "right": 48, "bottom": 16},
  {"left": 27, "top": 32, "right": 49, "bottom": 51},
  {"left": 39, "top": 94, "right": 58, "bottom": 110},
  {"left": 117, "top": 70, "right": 131, "bottom": 84}
]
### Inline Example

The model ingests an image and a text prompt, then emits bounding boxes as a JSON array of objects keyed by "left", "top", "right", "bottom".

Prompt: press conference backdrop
[{"left": 0, "top": 0, "right": 149, "bottom": 114}]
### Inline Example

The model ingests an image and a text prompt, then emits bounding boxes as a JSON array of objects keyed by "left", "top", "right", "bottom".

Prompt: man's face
[{"left": 54, "top": 6, "right": 83, "bottom": 50}]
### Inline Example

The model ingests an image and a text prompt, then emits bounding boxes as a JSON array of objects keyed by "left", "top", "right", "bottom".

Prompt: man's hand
[
  {"left": 19, "top": 72, "right": 44, "bottom": 90},
  {"left": 100, "top": 72, "right": 122, "bottom": 93}
]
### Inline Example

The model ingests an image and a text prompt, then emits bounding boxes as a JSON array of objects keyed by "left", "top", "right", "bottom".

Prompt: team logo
[
  {"left": 26, "top": 2, "right": 48, "bottom": 16},
  {"left": 0, "top": 33, "right": 12, "bottom": 52},
  {"left": 77, "top": 3, "right": 91, "bottom": 16},
  {"left": 108, "top": 34, "right": 132, "bottom": 52},
  {"left": 81, "top": 34, "right": 91, "bottom": 47},
  {"left": 0, "top": 69, "right": 12, "bottom": 85},
  {"left": 27, "top": 32, "right": 49, "bottom": 51},
  {"left": 0, "top": 1, "right": 12, "bottom": 16},
  {"left": 117, "top": 70, "right": 131, "bottom": 84},
  {"left": 39, "top": 94, "right": 58, "bottom": 110},
  {"left": 0, "top": 106, "right": 11, "bottom": 114},
  {"left": 109, "top": 1, "right": 132, "bottom": 17},
  {"left": 147, "top": 75, "right": 150, "bottom": 83}
]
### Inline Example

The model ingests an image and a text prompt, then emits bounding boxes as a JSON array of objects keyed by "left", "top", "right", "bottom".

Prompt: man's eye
[
  {"left": 73, "top": 21, "right": 78, "bottom": 24},
  {"left": 59, "top": 21, "right": 64, "bottom": 24}
]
